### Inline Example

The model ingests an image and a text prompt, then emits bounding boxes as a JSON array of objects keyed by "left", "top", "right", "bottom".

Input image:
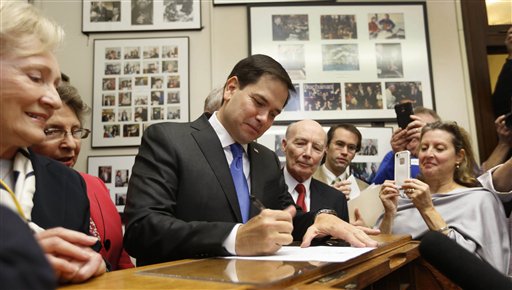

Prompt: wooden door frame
[{"left": 460, "top": 0, "right": 500, "bottom": 162}]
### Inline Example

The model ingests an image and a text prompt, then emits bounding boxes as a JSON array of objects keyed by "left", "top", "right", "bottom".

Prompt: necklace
[{"left": 0, "top": 178, "right": 27, "bottom": 221}]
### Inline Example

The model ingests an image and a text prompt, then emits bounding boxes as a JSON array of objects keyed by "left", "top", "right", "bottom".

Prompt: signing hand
[
  {"left": 235, "top": 206, "right": 296, "bottom": 256},
  {"left": 36, "top": 227, "right": 106, "bottom": 284},
  {"left": 301, "top": 213, "right": 380, "bottom": 248}
]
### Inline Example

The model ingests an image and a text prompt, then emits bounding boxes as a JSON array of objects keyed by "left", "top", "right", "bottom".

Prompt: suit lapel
[
  {"left": 29, "top": 151, "right": 62, "bottom": 228},
  {"left": 191, "top": 115, "right": 243, "bottom": 222},
  {"left": 248, "top": 143, "right": 264, "bottom": 218},
  {"left": 317, "top": 168, "right": 328, "bottom": 184},
  {"left": 309, "top": 179, "right": 324, "bottom": 211}
]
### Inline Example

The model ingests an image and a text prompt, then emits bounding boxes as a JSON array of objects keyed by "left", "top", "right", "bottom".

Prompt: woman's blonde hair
[
  {"left": 0, "top": 1, "right": 64, "bottom": 57},
  {"left": 420, "top": 121, "right": 479, "bottom": 187}
]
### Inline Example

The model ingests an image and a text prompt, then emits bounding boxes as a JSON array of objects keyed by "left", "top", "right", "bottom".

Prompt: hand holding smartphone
[
  {"left": 394, "top": 102, "right": 414, "bottom": 129},
  {"left": 505, "top": 112, "right": 512, "bottom": 130},
  {"left": 394, "top": 151, "right": 411, "bottom": 198}
]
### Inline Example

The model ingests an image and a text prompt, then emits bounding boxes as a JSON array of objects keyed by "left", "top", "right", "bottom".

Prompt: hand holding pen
[
  {"left": 250, "top": 194, "right": 266, "bottom": 212},
  {"left": 235, "top": 199, "right": 296, "bottom": 256}
]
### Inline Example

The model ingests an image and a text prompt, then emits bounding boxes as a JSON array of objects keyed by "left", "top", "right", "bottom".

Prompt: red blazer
[{"left": 79, "top": 172, "right": 134, "bottom": 270}]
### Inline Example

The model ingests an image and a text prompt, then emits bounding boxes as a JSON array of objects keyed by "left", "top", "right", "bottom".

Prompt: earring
[{"left": 456, "top": 163, "right": 460, "bottom": 169}]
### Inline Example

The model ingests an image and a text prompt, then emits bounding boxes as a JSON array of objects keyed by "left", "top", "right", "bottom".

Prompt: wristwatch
[{"left": 315, "top": 209, "right": 338, "bottom": 219}]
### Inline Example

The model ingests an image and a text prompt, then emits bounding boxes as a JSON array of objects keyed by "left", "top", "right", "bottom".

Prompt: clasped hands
[
  {"left": 235, "top": 205, "right": 380, "bottom": 256},
  {"left": 36, "top": 227, "right": 106, "bottom": 284}
]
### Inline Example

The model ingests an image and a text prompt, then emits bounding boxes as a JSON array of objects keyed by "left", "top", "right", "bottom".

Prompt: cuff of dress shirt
[{"left": 223, "top": 223, "right": 242, "bottom": 255}]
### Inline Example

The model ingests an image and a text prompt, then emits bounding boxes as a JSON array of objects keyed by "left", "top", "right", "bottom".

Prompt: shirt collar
[
  {"left": 321, "top": 164, "right": 348, "bottom": 183},
  {"left": 283, "top": 167, "right": 311, "bottom": 196},
  {"left": 209, "top": 112, "right": 248, "bottom": 152}
]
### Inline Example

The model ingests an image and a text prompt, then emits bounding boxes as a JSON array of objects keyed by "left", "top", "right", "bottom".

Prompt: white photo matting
[
  {"left": 92, "top": 37, "right": 189, "bottom": 147},
  {"left": 87, "top": 155, "right": 136, "bottom": 213},
  {"left": 249, "top": 3, "right": 433, "bottom": 123},
  {"left": 82, "top": 0, "right": 201, "bottom": 32},
  {"left": 213, "top": 0, "right": 330, "bottom": 6}
]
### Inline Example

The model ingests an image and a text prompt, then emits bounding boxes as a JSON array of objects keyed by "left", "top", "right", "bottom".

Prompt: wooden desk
[{"left": 60, "top": 234, "right": 420, "bottom": 290}]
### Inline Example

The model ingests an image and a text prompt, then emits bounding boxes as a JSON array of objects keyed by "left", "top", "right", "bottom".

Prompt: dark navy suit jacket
[
  {"left": 124, "top": 114, "right": 315, "bottom": 265},
  {"left": 309, "top": 178, "right": 349, "bottom": 222},
  {"left": 29, "top": 149, "right": 89, "bottom": 234}
]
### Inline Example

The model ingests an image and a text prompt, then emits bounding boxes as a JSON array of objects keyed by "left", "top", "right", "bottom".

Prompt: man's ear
[
  {"left": 221, "top": 76, "right": 239, "bottom": 106},
  {"left": 224, "top": 76, "right": 239, "bottom": 99},
  {"left": 281, "top": 138, "right": 287, "bottom": 153}
]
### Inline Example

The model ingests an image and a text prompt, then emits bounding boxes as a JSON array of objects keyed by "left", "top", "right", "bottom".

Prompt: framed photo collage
[
  {"left": 92, "top": 37, "right": 189, "bottom": 147},
  {"left": 249, "top": 2, "right": 434, "bottom": 123}
]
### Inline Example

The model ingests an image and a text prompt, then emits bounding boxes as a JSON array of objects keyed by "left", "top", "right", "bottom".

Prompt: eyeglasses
[
  {"left": 44, "top": 128, "right": 91, "bottom": 140},
  {"left": 332, "top": 141, "right": 358, "bottom": 153}
]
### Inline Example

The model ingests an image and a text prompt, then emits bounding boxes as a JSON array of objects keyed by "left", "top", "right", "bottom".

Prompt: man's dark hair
[
  {"left": 225, "top": 54, "right": 295, "bottom": 106},
  {"left": 326, "top": 123, "right": 362, "bottom": 152}
]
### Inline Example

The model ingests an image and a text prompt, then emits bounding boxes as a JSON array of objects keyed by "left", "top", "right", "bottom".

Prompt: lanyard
[{"left": 0, "top": 178, "right": 27, "bottom": 221}]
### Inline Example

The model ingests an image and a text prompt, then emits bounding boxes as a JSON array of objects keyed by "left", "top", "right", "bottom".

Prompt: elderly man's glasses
[{"left": 44, "top": 128, "right": 91, "bottom": 140}]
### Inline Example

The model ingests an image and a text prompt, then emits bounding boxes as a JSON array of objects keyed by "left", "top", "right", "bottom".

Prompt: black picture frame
[
  {"left": 249, "top": 2, "right": 435, "bottom": 123},
  {"left": 92, "top": 37, "right": 190, "bottom": 147},
  {"left": 82, "top": 0, "right": 201, "bottom": 33},
  {"left": 213, "top": 0, "right": 332, "bottom": 6}
]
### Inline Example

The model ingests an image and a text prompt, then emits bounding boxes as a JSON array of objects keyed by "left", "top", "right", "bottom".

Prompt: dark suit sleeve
[
  {"left": 123, "top": 124, "right": 235, "bottom": 265},
  {"left": 491, "top": 59, "right": 512, "bottom": 118},
  {"left": 333, "top": 191, "right": 349, "bottom": 222},
  {"left": 369, "top": 151, "right": 394, "bottom": 184},
  {"left": 0, "top": 205, "right": 56, "bottom": 289},
  {"left": 309, "top": 179, "right": 349, "bottom": 222}
]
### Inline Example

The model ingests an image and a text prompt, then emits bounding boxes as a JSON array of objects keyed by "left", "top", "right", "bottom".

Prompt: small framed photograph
[
  {"left": 92, "top": 37, "right": 189, "bottom": 147},
  {"left": 82, "top": 0, "right": 201, "bottom": 33},
  {"left": 349, "top": 127, "right": 392, "bottom": 184},
  {"left": 213, "top": 0, "right": 331, "bottom": 6},
  {"left": 249, "top": 2, "right": 434, "bottom": 123},
  {"left": 87, "top": 155, "right": 136, "bottom": 213},
  {"left": 257, "top": 125, "right": 392, "bottom": 183}
]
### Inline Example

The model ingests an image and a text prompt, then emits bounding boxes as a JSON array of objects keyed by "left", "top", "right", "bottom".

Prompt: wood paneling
[{"left": 460, "top": 0, "right": 498, "bottom": 162}]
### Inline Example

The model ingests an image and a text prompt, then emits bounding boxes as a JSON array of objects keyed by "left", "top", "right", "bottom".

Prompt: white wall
[{"left": 36, "top": 0, "right": 476, "bottom": 172}]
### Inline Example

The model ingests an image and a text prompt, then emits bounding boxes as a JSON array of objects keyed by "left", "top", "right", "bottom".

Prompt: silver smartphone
[{"left": 394, "top": 150, "right": 411, "bottom": 198}]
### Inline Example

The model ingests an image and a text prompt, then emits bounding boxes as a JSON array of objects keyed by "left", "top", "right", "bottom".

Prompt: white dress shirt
[
  {"left": 209, "top": 112, "right": 250, "bottom": 255},
  {"left": 283, "top": 167, "right": 312, "bottom": 212}
]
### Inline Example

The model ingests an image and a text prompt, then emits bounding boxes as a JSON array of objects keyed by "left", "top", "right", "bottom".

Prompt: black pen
[{"left": 250, "top": 195, "right": 266, "bottom": 212}]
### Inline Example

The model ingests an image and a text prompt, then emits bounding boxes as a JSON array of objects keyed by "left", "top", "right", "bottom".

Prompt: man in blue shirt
[{"left": 371, "top": 107, "right": 440, "bottom": 184}]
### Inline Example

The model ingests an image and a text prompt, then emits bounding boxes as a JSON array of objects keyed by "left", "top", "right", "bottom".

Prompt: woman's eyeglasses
[{"left": 44, "top": 128, "right": 91, "bottom": 140}]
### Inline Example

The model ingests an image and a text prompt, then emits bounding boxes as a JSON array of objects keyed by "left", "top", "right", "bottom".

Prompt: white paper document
[
  {"left": 224, "top": 246, "right": 374, "bottom": 263},
  {"left": 347, "top": 174, "right": 361, "bottom": 200}
]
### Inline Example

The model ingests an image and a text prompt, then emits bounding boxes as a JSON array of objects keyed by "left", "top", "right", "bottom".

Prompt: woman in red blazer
[{"left": 32, "top": 84, "right": 133, "bottom": 270}]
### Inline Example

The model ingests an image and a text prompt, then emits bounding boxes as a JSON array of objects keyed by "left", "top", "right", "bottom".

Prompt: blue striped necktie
[{"left": 229, "top": 143, "right": 250, "bottom": 223}]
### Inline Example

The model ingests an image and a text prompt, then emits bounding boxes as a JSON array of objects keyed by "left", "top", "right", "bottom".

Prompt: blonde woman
[
  {"left": 376, "top": 121, "right": 510, "bottom": 274},
  {"left": 0, "top": 1, "right": 105, "bottom": 283}
]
